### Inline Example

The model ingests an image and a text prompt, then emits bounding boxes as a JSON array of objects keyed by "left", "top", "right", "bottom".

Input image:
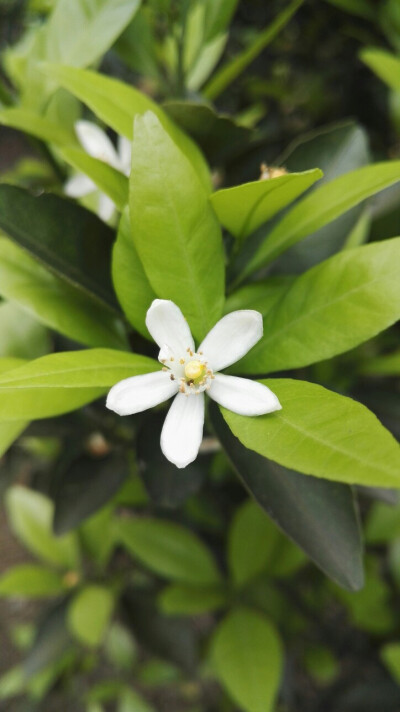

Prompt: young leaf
[
  {"left": 0, "top": 185, "right": 119, "bottom": 310},
  {"left": 59, "top": 147, "right": 128, "bottom": 210},
  {"left": 5, "top": 486, "right": 80, "bottom": 569},
  {"left": 41, "top": 64, "right": 212, "bottom": 192},
  {"left": 243, "top": 161, "right": 400, "bottom": 277},
  {"left": 236, "top": 238, "right": 400, "bottom": 374},
  {"left": 117, "top": 518, "right": 221, "bottom": 585},
  {"left": 0, "top": 565, "right": 64, "bottom": 598},
  {"left": 210, "top": 169, "right": 322, "bottom": 240},
  {"left": 0, "top": 107, "right": 76, "bottom": 145},
  {"left": 221, "top": 379, "right": 400, "bottom": 489},
  {"left": 112, "top": 209, "right": 156, "bottom": 338},
  {"left": 211, "top": 608, "right": 283, "bottom": 712},
  {"left": 211, "top": 404, "right": 363, "bottom": 590},
  {"left": 68, "top": 585, "right": 114, "bottom": 648},
  {"left": 0, "top": 349, "right": 157, "bottom": 421},
  {"left": 0, "top": 238, "right": 127, "bottom": 350},
  {"left": 360, "top": 48, "right": 400, "bottom": 91},
  {"left": 129, "top": 112, "right": 224, "bottom": 340}
]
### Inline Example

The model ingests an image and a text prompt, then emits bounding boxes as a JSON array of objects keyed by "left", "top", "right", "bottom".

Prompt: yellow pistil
[{"left": 184, "top": 360, "right": 206, "bottom": 383}]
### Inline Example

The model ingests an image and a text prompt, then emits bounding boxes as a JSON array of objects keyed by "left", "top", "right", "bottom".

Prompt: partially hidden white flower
[
  {"left": 64, "top": 120, "right": 131, "bottom": 222},
  {"left": 106, "top": 299, "right": 281, "bottom": 469}
]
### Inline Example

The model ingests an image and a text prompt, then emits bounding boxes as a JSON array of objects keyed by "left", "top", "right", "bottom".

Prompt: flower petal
[
  {"left": 64, "top": 173, "right": 95, "bottom": 197},
  {"left": 118, "top": 134, "right": 132, "bottom": 175},
  {"left": 106, "top": 371, "right": 178, "bottom": 416},
  {"left": 161, "top": 392, "right": 205, "bottom": 468},
  {"left": 146, "top": 300, "right": 195, "bottom": 355},
  {"left": 75, "top": 120, "right": 120, "bottom": 168},
  {"left": 208, "top": 373, "right": 281, "bottom": 415},
  {"left": 199, "top": 310, "right": 263, "bottom": 371},
  {"left": 98, "top": 193, "right": 116, "bottom": 222}
]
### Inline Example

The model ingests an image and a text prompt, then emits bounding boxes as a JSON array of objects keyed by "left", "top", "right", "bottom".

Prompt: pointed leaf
[
  {"left": 211, "top": 404, "right": 363, "bottom": 590},
  {"left": 129, "top": 112, "right": 224, "bottom": 340},
  {"left": 0, "top": 565, "right": 64, "bottom": 598},
  {"left": 360, "top": 48, "right": 400, "bottom": 91},
  {"left": 0, "top": 107, "right": 76, "bottom": 145},
  {"left": 221, "top": 379, "right": 400, "bottom": 488},
  {"left": 211, "top": 608, "right": 283, "bottom": 712}
]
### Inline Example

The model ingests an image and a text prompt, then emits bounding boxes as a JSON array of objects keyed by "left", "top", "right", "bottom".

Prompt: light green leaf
[
  {"left": 244, "top": 161, "right": 400, "bottom": 277},
  {"left": 0, "top": 565, "right": 64, "bottom": 598},
  {"left": 112, "top": 209, "right": 156, "bottom": 338},
  {"left": 0, "top": 348, "right": 157, "bottom": 421},
  {"left": 5, "top": 486, "right": 80, "bottom": 569},
  {"left": 381, "top": 643, "right": 400, "bottom": 684},
  {"left": 68, "top": 585, "right": 114, "bottom": 647},
  {"left": 237, "top": 238, "right": 400, "bottom": 374},
  {"left": 159, "top": 584, "right": 227, "bottom": 615},
  {"left": 210, "top": 169, "right": 322, "bottom": 240},
  {"left": 224, "top": 276, "right": 293, "bottom": 315},
  {"left": 221, "top": 379, "right": 400, "bottom": 488},
  {"left": 59, "top": 147, "right": 128, "bottom": 210},
  {"left": 360, "top": 349, "right": 400, "bottom": 376},
  {"left": 203, "top": 0, "right": 303, "bottom": 100},
  {"left": 0, "top": 357, "right": 29, "bottom": 458},
  {"left": 360, "top": 48, "right": 400, "bottom": 91},
  {"left": 0, "top": 302, "right": 49, "bottom": 360},
  {"left": 117, "top": 517, "right": 221, "bottom": 585},
  {"left": 365, "top": 501, "right": 400, "bottom": 543},
  {"left": 229, "top": 500, "right": 278, "bottom": 586},
  {"left": 0, "top": 107, "right": 76, "bottom": 145},
  {"left": 130, "top": 112, "right": 224, "bottom": 340},
  {"left": 211, "top": 608, "right": 283, "bottom": 712},
  {"left": 204, "top": 0, "right": 239, "bottom": 40},
  {"left": 0, "top": 237, "right": 127, "bottom": 350},
  {"left": 41, "top": 64, "right": 211, "bottom": 192}
]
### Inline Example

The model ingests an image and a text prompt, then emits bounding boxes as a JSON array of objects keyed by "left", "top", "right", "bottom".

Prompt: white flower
[
  {"left": 64, "top": 120, "right": 131, "bottom": 222},
  {"left": 106, "top": 300, "right": 281, "bottom": 469}
]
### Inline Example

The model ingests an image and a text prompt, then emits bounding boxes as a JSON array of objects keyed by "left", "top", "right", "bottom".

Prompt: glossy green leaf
[
  {"left": 159, "top": 584, "right": 227, "bottom": 615},
  {"left": 0, "top": 565, "right": 64, "bottom": 597},
  {"left": 360, "top": 48, "right": 400, "bottom": 91},
  {"left": 0, "top": 237, "right": 127, "bottom": 350},
  {"left": 221, "top": 379, "right": 400, "bottom": 488},
  {"left": 5, "top": 486, "right": 80, "bottom": 569},
  {"left": 0, "top": 184, "right": 118, "bottom": 310},
  {"left": 117, "top": 517, "right": 221, "bottom": 585},
  {"left": 224, "top": 276, "right": 293, "bottom": 315},
  {"left": 0, "top": 348, "right": 156, "bottom": 421},
  {"left": 237, "top": 238, "right": 400, "bottom": 374},
  {"left": 0, "top": 302, "right": 49, "bottom": 360},
  {"left": 112, "top": 209, "right": 156, "bottom": 338},
  {"left": 41, "top": 64, "right": 211, "bottom": 192},
  {"left": 129, "top": 112, "right": 224, "bottom": 340},
  {"left": 59, "top": 147, "right": 128, "bottom": 210},
  {"left": 211, "top": 608, "right": 283, "bottom": 712},
  {"left": 203, "top": 0, "right": 304, "bottom": 100},
  {"left": 0, "top": 107, "right": 76, "bottom": 145},
  {"left": 68, "top": 585, "right": 114, "bottom": 647},
  {"left": 211, "top": 404, "right": 363, "bottom": 590},
  {"left": 211, "top": 169, "right": 322, "bottom": 240},
  {"left": 244, "top": 161, "right": 400, "bottom": 276}
]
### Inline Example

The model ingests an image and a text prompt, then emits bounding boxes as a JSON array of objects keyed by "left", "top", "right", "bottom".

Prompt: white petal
[
  {"left": 199, "top": 310, "right": 263, "bottom": 371},
  {"left": 118, "top": 134, "right": 132, "bottom": 175},
  {"left": 75, "top": 120, "right": 120, "bottom": 167},
  {"left": 98, "top": 193, "right": 116, "bottom": 222},
  {"left": 106, "top": 371, "right": 178, "bottom": 416},
  {"left": 146, "top": 300, "right": 195, "bottom": 355},
  {"left": 64, "top": 173, "right": 95, "bottom": 197},
  {"left": 161, "top": 392, "right": 205, "bottom": 468},
  {"left": 208, "top": 373, "right": 281, "bottom": 416}
]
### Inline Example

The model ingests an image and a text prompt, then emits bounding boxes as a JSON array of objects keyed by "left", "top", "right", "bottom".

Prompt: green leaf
[
  {"left": 0, "top": 348, "right": 156, "bottom": 421},
  {"left": 237, "top": 238, "right": 400, "bottom": 374},
  {"left": 0, "top": 107, "right": 76, "bottom": 145},
  {"left": 129, "top": 112, "right": 224, "bottom": 340},
  {"left": 210, "top": 169, "right": 322, "bottom": 240},
  {"left": 244, "top": 161, "right": 400, "bottom": 277},
  {"left": 0, "top": 184, "right": 119, "bottom": 311},
  {"left": 221, "top": 379, "right": 400, "bottom": 488},
  {"left": 59, "top": 147, "right": 128, "bottom": 210},
  {"left": 211, "top": 608, "right": 283, "bottom": 712},
  {"left": 41, "top": 64, "right": 212, "bottom": 192},
  {"left": 112, "top": 209, "right": 156, "bottom": 338},
  {"left": 117, "top": 517, "right": 221, "bottom": 585},
  {"left": 360, "top": 349, "right": 400, "bottom": 376},
  {"left": 0, "top": 237, "right": 127, "bottom": 350},
  {"left": 224, "top": 276, "right": 293, "bottom": 315},
  {"left": 0, "top": 302, "right": 50, "bottom": 360},
  {"left": 381, "top": 643, "right": 400, "bottom": 684},
  {"left": 204, "top": 0, "right": 239, "bottom": 40},
  {"left": 203, "top": 0, "right": 304, "bottom": 100},
  {"left": 24, "top": 600, "right": 73, "bottom": 678},
  {"left": 365, "top": 500, "right": 400, "bottom": 543},
  {"left": 360, "top": 48, "right": 400, "bottom": 91},
  {"left": 159, "top": 583, "right": 227, "bottom": 615},
  {"left": 211, "top": 404, "right": 363, "bottom": 590},
  {"left": 0, "top": 421, "right": 28, "bottom": 459},
  {"left": 0, "top": 565, "right": 64, "bottom": 597},
  {"left": 68, "top": 585, "right": 114, "bottom": 648},
  {"left": 5, "top": 486, "right": 80, "bottom": 569}
]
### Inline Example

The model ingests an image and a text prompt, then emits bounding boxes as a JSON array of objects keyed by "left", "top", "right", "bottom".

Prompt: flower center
[{"left": 184, "top": 360, "right": 206, "bottom": 383}]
